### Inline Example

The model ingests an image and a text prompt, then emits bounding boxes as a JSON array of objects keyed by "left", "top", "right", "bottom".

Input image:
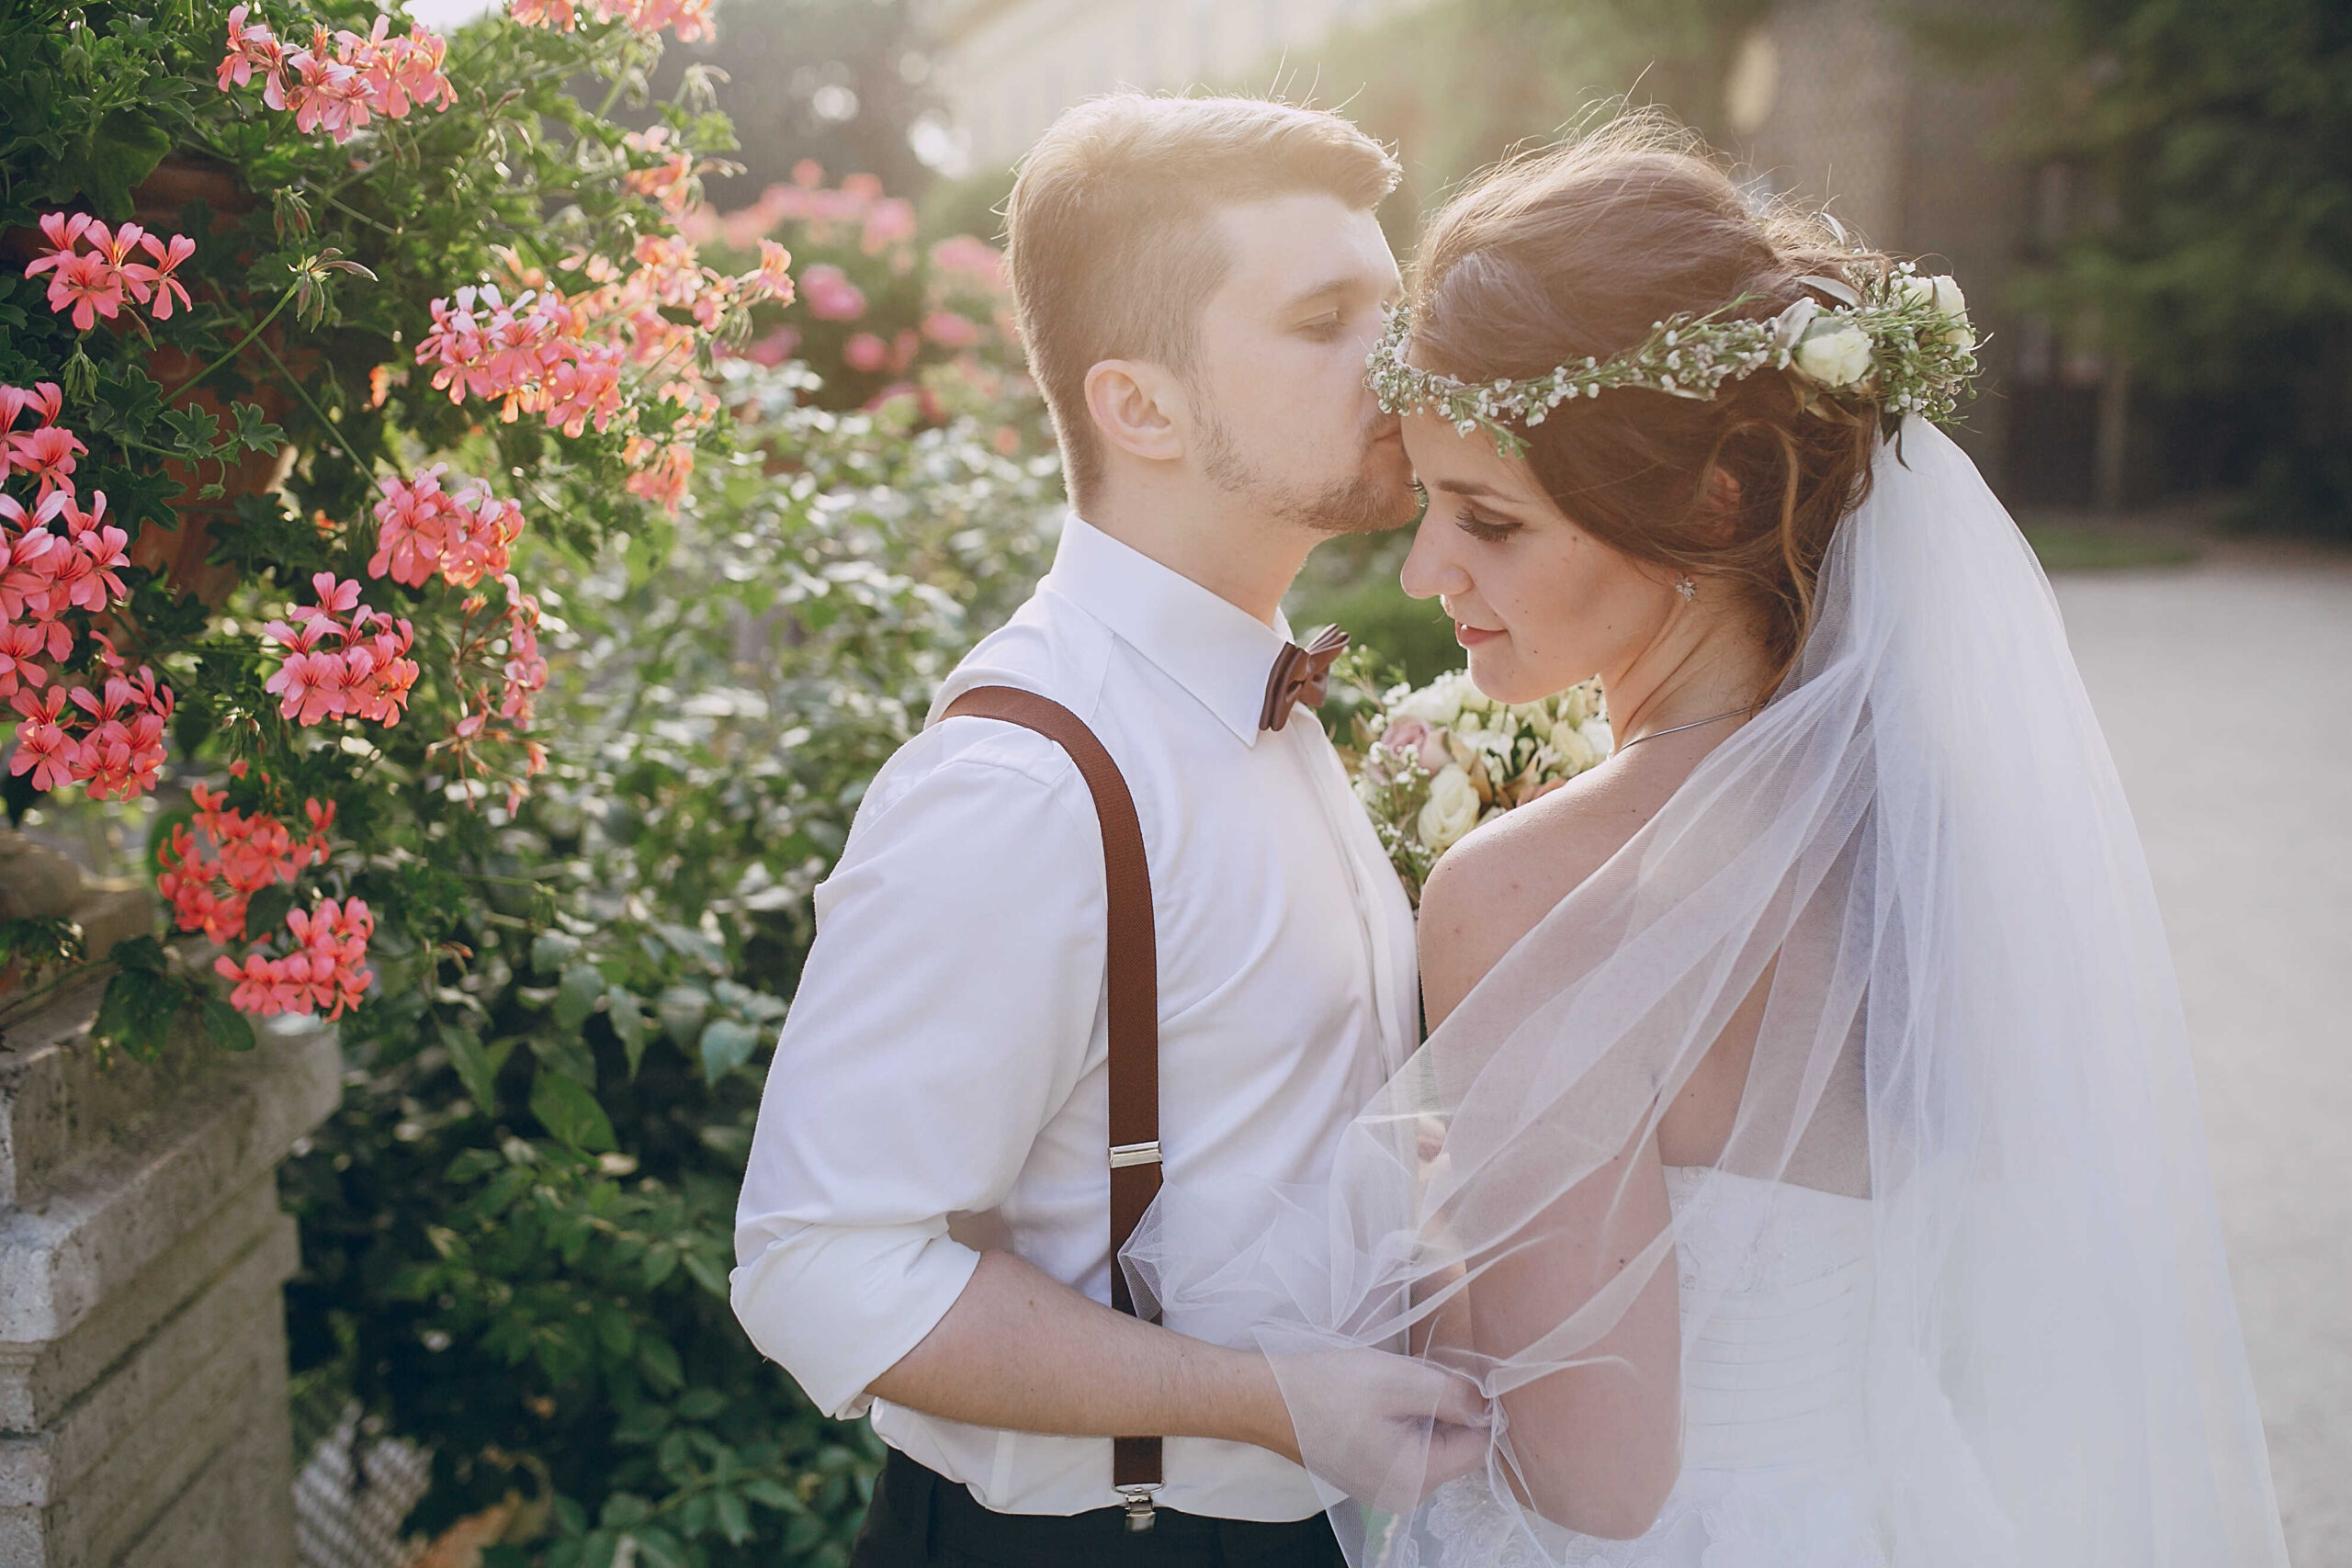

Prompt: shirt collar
[{"left": 1041, "top": 513, "right": 1294, "bottom": 747}]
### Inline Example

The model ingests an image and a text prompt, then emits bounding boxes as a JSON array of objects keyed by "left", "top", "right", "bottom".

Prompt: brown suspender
[{"left": 938, "top": 686, "right": 1167, "bottom": 1528}]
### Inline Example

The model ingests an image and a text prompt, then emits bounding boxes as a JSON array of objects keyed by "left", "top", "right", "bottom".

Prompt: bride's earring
[{"left": 1675, "top": 575, "right": 1698, "bottom": 602}]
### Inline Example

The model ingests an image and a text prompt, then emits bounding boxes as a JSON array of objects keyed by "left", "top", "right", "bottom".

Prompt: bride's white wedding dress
[{"left": 1408, "top": 1168, "right": 1884, "bottom": 1568}]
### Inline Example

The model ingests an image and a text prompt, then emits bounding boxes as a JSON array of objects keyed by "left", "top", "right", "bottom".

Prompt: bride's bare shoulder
[{"left": 1418, "top": 760, "right": 1662, "bottom": 1025}]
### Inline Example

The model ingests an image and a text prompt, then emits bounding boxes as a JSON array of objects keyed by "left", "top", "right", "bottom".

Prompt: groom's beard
[{"left": 1200, "top": 410, "right": 1418, "bottom": 537}]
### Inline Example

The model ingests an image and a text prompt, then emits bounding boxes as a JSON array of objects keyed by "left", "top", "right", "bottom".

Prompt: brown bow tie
[{"left": 1259, "top": 625, "right": 1351, "bottom": 732}]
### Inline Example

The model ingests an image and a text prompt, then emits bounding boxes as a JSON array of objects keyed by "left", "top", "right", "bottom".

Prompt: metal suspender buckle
[
  {"left": 1108, "top": 1141, "right": 1161, "bottom": 1169},
  {"left": 1118, "top": 1483, "right": 1161, "bottom": 1532}
]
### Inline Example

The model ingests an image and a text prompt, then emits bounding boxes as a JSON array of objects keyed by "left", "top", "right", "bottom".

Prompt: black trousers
[{"left": 849, "top": 1448, "right": 1348, "bottom": 1568}]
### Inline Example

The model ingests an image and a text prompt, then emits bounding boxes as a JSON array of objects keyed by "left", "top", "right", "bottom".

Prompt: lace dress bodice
[{"left": 1401, "top": 1167, "right": 1887, "bottom": 1568}]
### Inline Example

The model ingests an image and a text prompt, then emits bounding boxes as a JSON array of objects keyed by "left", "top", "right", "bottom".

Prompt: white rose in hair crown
[{"left": 1326, "top": 652, "right": 1611, "bottom": 905}]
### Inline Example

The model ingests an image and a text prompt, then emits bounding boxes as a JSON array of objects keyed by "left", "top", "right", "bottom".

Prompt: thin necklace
[{"left": 1612, "top": 703, "right": 1762, "bottom": 754}]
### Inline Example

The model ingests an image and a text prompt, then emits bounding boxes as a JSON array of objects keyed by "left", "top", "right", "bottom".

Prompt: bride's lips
[{"left": 1455, "top": 621, "right": 1503, "bottom": 649}]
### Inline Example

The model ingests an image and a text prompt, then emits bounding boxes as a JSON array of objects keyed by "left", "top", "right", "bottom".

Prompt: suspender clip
[{"left": 1118, "top": 1483, "right": 1161, "bottom": 1532}]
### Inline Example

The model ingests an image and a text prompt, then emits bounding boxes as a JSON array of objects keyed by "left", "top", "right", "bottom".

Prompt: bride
[{"left": 1134, "top": 115, "right": 2291, "bottom": 1566}]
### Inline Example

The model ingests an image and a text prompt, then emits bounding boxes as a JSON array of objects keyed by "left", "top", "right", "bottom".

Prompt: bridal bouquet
[{"left": 1334, "top": 657, "right": 1612, "bottom": 904}]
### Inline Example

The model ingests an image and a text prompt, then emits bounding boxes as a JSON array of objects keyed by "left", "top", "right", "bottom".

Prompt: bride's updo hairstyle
[{"left": 1408, "top": 115, "right": 1891, "bottom": 676}]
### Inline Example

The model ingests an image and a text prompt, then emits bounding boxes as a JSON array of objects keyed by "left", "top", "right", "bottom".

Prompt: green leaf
[
  {"left": 243, "top": 884, "right": 295, "bottom": 943},
  {"left": 445, "top": 1146, "right": 504, "bottom": 1182},
  {"left": 159, "top": 404, "right": 222, "bottom": 453},
  {"left": 529, "top": 1069, "right": 616, "bottom": 1153},
  {"left": 553, "top": 961, "right": 605, "bottom": 1033},
  {"left": 741, "top": 1476, "right": 805, "bottom": 1513},
  {"left": 713, "top": 1488, "right": 752, "bottom": 1546},
  {"left": 69, "top": 109, "right": 170, "bottom": 220},
  {"left": 531, "top": 929, "right": 582, "bottom": 975},
  {"left": 607, "top": 984, "right": 650, "bottom": 1077},
  {"left": 229, "top": 401, "right": 286, "bottom": 454},
  {"left": 93, "top": 966, "right": 182, "bottom": 1060},
  {"left": 637, "top": 1337, "right": 684, "bottom": 1392},
  {"left": 656, "top": 984, "right": 708, "bottom": 1044},
  {"left": 696, "top": 1017, "right": 758, "bottom": 1083},
  {"left": 673, "top": 1385, "right": 727, "bottom": 1420},
  {"left": 198, "top": 996, "right": 257, "bottom": 1052},
  {"left": 442, "top": 1022, "right": 513, "bottom": 1113},
  {"left": 108, "top": 934, "right": 166, "bottom": 974},
  {"left": 681, "top": 1248, "right": 730, "bottom": 1300},
  {"left": 612, "top": 1403, "right": 672, "bottom": 1445}
]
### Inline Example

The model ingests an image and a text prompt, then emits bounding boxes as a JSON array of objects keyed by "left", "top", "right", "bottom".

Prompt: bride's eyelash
[{"left": 1454, "top": 504, "right": 1519, "bottom": 544}]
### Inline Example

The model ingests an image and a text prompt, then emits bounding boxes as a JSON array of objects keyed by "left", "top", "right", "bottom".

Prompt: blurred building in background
[{"left": 926, "top": 0, "right": 1426, "bottom": 174}]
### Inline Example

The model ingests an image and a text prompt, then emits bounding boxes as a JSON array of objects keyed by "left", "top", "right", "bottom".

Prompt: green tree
[{"left": 2018, "top": 0, "right": 2352, "bottom": 530}]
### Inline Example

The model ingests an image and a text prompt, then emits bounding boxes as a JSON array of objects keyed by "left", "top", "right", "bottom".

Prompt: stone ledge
[
  {"left": 0, "top": 964, "right": 292, "bottom": 1214},
  {"left": 0, "top": 1198, "right": 294, "bottom": 1501},
  {"left": 0, "top": 1175, "right": 284, "bottom": 1434},
  {"left": 0, "top": 1016, "right": 337, "bottom": 1345},
  {"left": 116, "top": 1402, "right": 298, "bottom": 1568},
  {"left": 6, "top": 1303, "right": 292, "bottom": 1566},
  {"left": 0, "top": 962, "right": 334, "bottom": 1567}
]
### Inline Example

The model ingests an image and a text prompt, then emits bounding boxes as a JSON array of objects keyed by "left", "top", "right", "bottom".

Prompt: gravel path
[{"left": 2055, "top": 544, "right": 2352, "bottom": 1567}]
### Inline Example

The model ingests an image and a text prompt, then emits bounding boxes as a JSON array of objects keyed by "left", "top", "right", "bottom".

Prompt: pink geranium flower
[
  {"left": 55, "top": 493, "right": 129, "bottom": 610},
  {"left": 136, "top": 232, "right": 197, "bottom": 320},
  {"left": 368, "top": 465, "right": 455, "bottom": 587},
  {"left": 38, "top": 250, "right": 124, "bottom": 331},
  {"left": 798, "top": 264, "right": 865, "bottom": 321},
  {"left": 0, "top": 624, "right": 50, "bottom": 698},
  {"left": 9, "top": 425, "right": 86, "bottom": 498},
  {"left": 0, "top": 382, "right": 64, "bottom": 434},
  {"left": 6, "top": 686, "right": 74, "bottom": 792}
]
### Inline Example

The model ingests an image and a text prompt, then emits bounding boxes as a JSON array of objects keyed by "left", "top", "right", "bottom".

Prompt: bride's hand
[{"left": 1266, "top": 1347, "right": 1491, "bottom": 1510}]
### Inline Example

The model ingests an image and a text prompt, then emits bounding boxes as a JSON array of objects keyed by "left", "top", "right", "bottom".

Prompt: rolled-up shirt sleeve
[{"left": 730, "top": 726, "right": 1105, "bottom": 1418}]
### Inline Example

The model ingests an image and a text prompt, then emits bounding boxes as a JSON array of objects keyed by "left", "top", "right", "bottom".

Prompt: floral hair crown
[{"left": 1368, "top": 262, "right": 1980, "bottom": 457}]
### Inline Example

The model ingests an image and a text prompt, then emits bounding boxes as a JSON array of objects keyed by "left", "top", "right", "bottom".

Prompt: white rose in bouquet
[
  {"left": 1340, "top": 656, "right": 1611, "bottom": 904},
  {"left": 1548, "top": 720, "right": 1598, "bottom": 773},
  {"left": 1417, "top": 764, "right": 1483, "bottom": 853}
]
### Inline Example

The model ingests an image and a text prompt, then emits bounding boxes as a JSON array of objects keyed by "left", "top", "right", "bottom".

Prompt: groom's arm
[
  {"left": 868, "top": 1249, "right": 1301, "bottom": 1456},
  {"left": 730, "top": 731, "right": 1114, "bottom": 1420}
]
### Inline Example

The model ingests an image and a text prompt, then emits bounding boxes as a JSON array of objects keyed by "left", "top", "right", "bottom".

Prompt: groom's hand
[{"left": 1268, "top": 1347, "right": 1491, "bottom": 1510}]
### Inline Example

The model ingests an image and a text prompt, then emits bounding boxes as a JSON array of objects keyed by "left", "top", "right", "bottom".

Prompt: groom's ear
[{"left": 1082, "top": 358, "right": 1190, "bottom": 466}]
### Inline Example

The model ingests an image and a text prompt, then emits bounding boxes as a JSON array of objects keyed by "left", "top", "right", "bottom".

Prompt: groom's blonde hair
[{"left": 1004, "top": 95, "right": 1400, "bottom": 510}]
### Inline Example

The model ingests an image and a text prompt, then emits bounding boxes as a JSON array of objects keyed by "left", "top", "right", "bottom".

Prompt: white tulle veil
[{"left": 1127, "top": 419, "right": 2288, "bottom": 1566}]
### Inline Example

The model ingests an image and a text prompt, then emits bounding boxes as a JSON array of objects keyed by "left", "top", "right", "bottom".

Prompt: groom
[{"left": 732, "top": 94, "right": 1469, "bottom": 1566}]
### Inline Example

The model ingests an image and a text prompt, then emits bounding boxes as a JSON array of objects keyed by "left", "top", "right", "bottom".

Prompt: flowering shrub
[
  {"left": 0, "top": 0, "right": 762, "bottom": 1051},
  {"left": 685, "top": 162, "right": 1036, "bottom": 440}
]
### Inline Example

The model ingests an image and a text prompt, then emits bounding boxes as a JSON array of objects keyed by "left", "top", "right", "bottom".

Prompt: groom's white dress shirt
[{"left": 731, "top": 513, "right": 1419, "bottom": 1521}]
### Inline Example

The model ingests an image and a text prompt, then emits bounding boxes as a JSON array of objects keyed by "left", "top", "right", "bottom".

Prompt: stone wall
[{"left": 0, "top": 966, "right": 340, "bottom": 1567}]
